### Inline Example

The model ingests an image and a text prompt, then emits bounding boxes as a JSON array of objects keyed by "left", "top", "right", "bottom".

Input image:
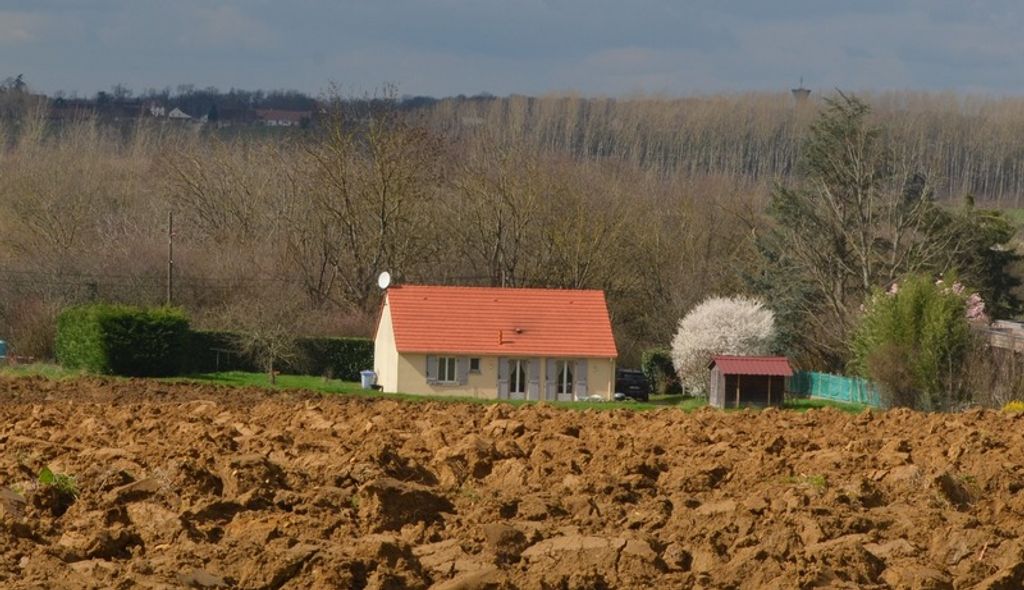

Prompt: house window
[
  {"left": 556, "top": 360, "right": 574, "bottom": 395},
  {"left": 469, "top": 358, "right": 481, "bottom": 373},
  {"left": 438, "top": 357, "right": 457, "bottom": 383},
  {"left": 508, "top": 359, "right": 527, "bottom": 394}
]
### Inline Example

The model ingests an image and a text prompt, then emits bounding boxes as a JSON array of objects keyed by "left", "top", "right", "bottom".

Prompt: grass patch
[
  {"left": 4, "top": 365, "right": 706, "bottom": 412},
  {"left": 998, "top": 207, "right": 1024, "bottom": 228},
  {"left": 784, "top": 397, "right": 870, "bottom": 414},
  {"left": 174, "top": 371, "right": 706, "bottom": 411},
  {"left": 168, "top": 371, "right": 366, "bottom": 395},
  {"left": 4, "top": 366, "right": 867, "bottom": 415},
  {"left": 655, "top": 395, "right": 707, "bottom": 411},
  {"left": 0, "top": 363, "right": 82, "bottom": 380},
  {"left": 783, "top": 474, "right": 829, "bottom": 490},
  {"left": 38, "top": 466, "right": 79, "bottom": 499}
]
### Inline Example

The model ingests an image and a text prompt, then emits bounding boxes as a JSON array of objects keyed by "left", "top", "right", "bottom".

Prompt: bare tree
[
  {"left": 756, "top": 94, "right": 966, "bottom": 365},
  {"left": 222, "top": 299, "right": 305, "bottom": 384},
  {"left": 303, "top": 88, "right": 442, "bottom": 311}
]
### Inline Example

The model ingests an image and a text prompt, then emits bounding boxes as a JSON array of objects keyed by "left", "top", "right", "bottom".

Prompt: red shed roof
[
  {"left": 384, "top": 285, "right": 618, "bottom": 358},
  {"left": 708, "top": 355, "right": 793, "bottom": 376}
]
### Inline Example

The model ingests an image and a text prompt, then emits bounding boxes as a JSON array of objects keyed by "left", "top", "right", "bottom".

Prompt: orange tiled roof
[{"left": 385, "top": 285, "right": 618, "bottom": 358}]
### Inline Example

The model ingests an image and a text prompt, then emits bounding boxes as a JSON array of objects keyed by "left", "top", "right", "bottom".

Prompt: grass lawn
[
  {"left": 169, "top": 371, "right": 366, "bottom": 395},
  {"left": 0, "top": 362, "right": 83, "bottom": 380},
  {"left": 784, "top": 397, "right": 871, "bottom": 413},
  {"left": 2, "top": 364, "right": 869, "bottom": 413},
  {"left": 173, "top": 371, "right": 710, "bottom": 411}
]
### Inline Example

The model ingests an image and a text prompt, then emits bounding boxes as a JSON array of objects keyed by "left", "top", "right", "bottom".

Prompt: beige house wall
[
  {"left": 397, "top": 353, "right": 501, "bottom": 398},
  {"left": 372, "top": 302, "right": 400, "bottom": 393},
  {"left": 588, "top": 358, "right": 616, "bottom": 400},
  {"left": 393, "top": 352, "right": 616, "bottom": 400}
]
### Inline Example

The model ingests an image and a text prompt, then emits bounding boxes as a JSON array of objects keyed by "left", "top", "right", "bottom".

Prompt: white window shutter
[
  {"left": 527, "top": 359, "right": 540, "bottom": 400},
  {"left": 546, "top": 359, "right": 557, "bottom": 400},
  {"left": 497, "top": 357, "right": 509, "bottom": 399},
  {"left": 457, "top": 357, "right": 470, "bottom": 385},
  {"left": 575, "top": 359, "right": 588, "bottom": 399},
  {"left": 426, "top": 355, "right": 437, "bottom": 384}
]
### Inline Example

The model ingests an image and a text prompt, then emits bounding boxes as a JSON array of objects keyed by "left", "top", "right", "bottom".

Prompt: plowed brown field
[{"left": 1, "top": 375, "right": 1024, "bottom": 589}]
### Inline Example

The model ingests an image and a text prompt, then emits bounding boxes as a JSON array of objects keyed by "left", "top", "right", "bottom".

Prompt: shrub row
[
  {"left": 56, "top": 305, "right": 374, "bottom": 381},
  {"left": 55, "top": 305, "right": 189, "bottom": 377},
  {"left": 183, "top": 331, "right": 374, "bottom": 381},
  {"left": 296, "top": 336, "right": 375, "bottom": 381}
]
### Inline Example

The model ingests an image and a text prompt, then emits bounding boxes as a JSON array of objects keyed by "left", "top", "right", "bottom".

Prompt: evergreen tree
[{"left": 752, "top": 93, "right": 1022, "bottom": 368}]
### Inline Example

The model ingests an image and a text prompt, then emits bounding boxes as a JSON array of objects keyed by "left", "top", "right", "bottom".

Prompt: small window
[
  {"left": 469, "top": 358, "right": 481, "bottom": 372},
  {"left": 437, "top": 357, "right": 457, "bottom": 383}
]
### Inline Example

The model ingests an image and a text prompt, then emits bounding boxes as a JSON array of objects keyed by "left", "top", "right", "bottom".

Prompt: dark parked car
[{"left": 614, "top": 369, "right": 651, "bottom": 402}]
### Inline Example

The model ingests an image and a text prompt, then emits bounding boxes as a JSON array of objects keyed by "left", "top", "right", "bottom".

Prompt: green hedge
[
  {"left": 641, "top": 347, "right": 683, "bottom": 395},
  {"left": 182, "top": 331, "right": 373, "bottom": 381},
  {"left": 55, "top": 305, "right": 190, "bottom": 376},
  {"left": 55, "top": 305, "right": 374, "bottom": 380},
  {"left": 297, "top": 337, "right": 374, "bottom": 381}
]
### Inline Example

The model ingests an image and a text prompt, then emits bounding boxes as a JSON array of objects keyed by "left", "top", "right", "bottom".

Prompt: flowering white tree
[{"left": 671, "top": 296, "right": 777, "bottom": 394}]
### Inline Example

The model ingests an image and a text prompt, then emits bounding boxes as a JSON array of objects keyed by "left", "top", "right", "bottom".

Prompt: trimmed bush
[
  {"left": 181, "top": 331, "right": 373, "bottom": 381},
  {"left": 55, "top": 305, "right": 189, "bottom": 376},
  {"left": 297, "top": 337, "right": 374, "bottom": 381},
  {"left": 641, "top": 348, "right": 683, "bottom": 395}
]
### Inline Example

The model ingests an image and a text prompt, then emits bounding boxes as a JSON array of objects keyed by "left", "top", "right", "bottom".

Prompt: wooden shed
[{"left": 707, "top": 356, "right": 793, "bottom": 409}]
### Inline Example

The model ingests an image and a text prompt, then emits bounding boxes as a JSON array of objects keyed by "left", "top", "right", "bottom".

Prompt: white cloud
[
  {"left": 0, "top": 11, "right": 42, "bottom": 45},
  {"left": 178, "top": 5, "right": 278, "bottom": 50}
]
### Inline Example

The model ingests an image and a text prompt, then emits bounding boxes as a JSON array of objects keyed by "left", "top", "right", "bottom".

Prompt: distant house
[
  {"left": 373, "top": 285, "right": 618, "bottom": 400},
  {"left": 707, "top": 355, "right": 793, "bottom": 409},
  {"left": 254, "top": 109, "right": 311, "bottom": 127},
  {"left": 167, "top": 108, "right": 192, "bottom": 120}
]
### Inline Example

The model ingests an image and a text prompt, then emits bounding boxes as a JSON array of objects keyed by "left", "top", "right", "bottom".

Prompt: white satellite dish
[{"left": 377, "top": 271, "right": 392, "bottom": 290}]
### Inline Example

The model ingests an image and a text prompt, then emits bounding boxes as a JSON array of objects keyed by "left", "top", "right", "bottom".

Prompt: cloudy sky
[{"left": 2, "top": 0, "right": 1022, "bottom": 97}]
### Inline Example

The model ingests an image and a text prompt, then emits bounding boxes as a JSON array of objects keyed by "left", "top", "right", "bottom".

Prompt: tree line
[
  {"left": 0, "top": 89, "right": 1021, "bottom": 386},
  {"left": 422, "top": 92, "right": 1024, "bottom": 205}
]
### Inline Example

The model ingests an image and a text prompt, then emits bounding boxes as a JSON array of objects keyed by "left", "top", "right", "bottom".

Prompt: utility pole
[{"left": 166, "top": 211, "right": 174, "bottom": 305}]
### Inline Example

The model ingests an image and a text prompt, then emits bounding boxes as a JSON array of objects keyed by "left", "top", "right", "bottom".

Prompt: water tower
[{"left": 791, "top": 77, "right": 811, "bottom": 103}]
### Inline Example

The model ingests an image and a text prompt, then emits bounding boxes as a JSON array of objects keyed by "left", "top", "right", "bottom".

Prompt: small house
[
  {"left": 707, "top": 355, "right": 793, "bottom": 409},
  {"left": 167, "top": 107, "right": 192, "bottom": 120},
  {"left": 373, "top": 285, "right": 618, "bottom": 400}
]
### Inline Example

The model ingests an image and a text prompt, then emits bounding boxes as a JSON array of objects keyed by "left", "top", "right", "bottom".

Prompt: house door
[{"left": 507, "top": 359, "right": 527, "bottom": 400}]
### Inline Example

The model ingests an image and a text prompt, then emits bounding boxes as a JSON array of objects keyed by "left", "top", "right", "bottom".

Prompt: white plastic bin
[{"left": 360, "top": 370, "right": 377, "bottom": 389}]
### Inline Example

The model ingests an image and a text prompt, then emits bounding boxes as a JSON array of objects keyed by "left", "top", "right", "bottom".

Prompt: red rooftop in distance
[{"left": 384, "top": 284, "right": 618, "bottom": 358}]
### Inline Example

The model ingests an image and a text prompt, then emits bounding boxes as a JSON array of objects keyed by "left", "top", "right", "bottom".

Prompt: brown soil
[{"left": 2, "top": 375, "right": 1024, "bottom": 589}]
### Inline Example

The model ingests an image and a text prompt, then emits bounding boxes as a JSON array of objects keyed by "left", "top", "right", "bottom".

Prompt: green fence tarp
[{"left": 789, "top": 371, "right": 882, "bottom": 408}]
